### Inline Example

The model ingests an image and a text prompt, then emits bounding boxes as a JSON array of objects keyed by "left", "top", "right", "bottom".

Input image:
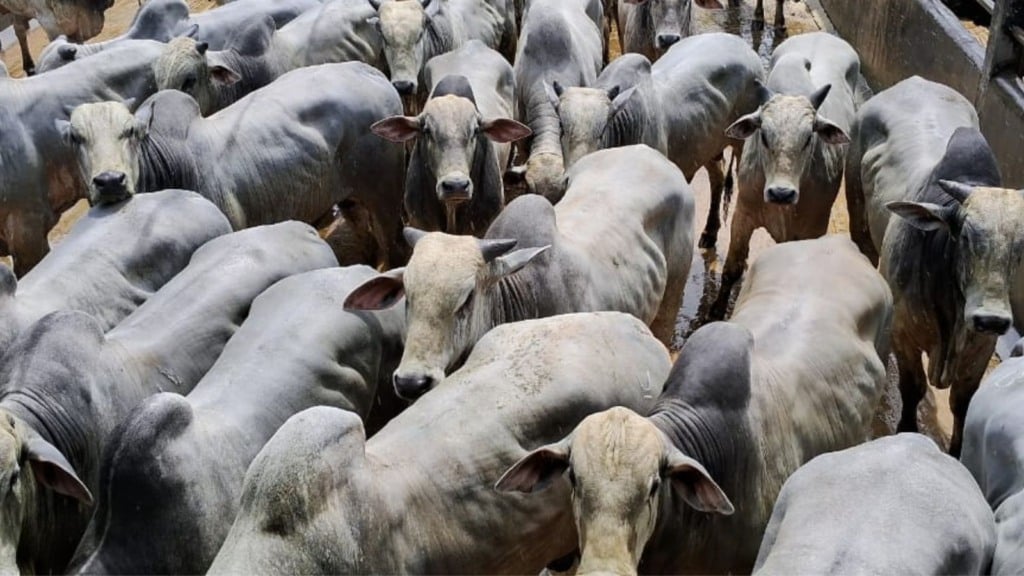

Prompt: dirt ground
[{"left": 2, "top": 0, "right": 956, "bottom": 442}]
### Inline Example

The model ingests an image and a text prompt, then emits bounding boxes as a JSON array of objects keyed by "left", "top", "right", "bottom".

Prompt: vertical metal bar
[{"left": 980, "top": 0, "right": 1024, "bottom": 99}]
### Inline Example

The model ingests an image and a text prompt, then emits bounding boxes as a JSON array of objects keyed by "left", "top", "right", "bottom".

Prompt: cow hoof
[{"left": 698, "top": 231, "right": 718, "bottom": 250}]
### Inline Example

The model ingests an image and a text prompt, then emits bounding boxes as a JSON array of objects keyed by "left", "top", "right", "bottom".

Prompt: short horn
[
  {"left": 808, "top": 84, "right": 832, "bottom": 111},
  {"left": 937, "top": 179, "right": 974, "bottom": 204},
  {"left": 478, "top": 238, "right": 517, "bottom": 263}
]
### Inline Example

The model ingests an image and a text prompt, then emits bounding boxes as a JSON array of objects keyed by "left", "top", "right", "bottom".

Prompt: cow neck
[
  {"left": 487, "top": 268, "right": 539, "bottom": 328},
  {"left": 604, "top": 99, "right": 645, "bottom": 150},
  {"left": 138, "top": 125, "right": 200, "bottom": 193},
  {"left": 424, "top": 6, "right": 458, "bottom": 65}
]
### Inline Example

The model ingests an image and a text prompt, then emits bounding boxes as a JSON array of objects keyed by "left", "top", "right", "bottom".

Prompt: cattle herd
[{"left": 0, "top": 0, "right": 1022, "bottom": 574}]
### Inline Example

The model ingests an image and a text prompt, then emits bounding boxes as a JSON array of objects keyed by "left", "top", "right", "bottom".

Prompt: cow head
[
  {"left": 152, "top": 29, "right": 251, "bottom": 116},
  {"left": 369, "top": 0, "right": 435, "bottom": 96},
  {"left": 372, "top": 87, "right": 530, "bottom": 209},
  {"left": 344, "top": 228, "right": 549, "bottom": 400},
  {"left": 57, "top": 101, "right": 145, "bottom": 206},
  {"left": 622, "top": 0, "right": 723, "bottom": 55},
  {"left": 0, "top": 412, "right": 92, "bottom": 573},
  {"left": 552, "top": 81, "right": 638, "bottom": 169},
  {"left": 887, "top": 127, "right": 1017, "bottom": 336},
  {"left": 496, "top": 407, "right": 733, "bottom": 576},
  {"left": 726, "top": 82, "right": 849, "bottom": 205}
]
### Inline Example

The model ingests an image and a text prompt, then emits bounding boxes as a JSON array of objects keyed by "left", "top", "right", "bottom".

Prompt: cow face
[
  {"left": 0, "top": 412, "right": 92, "bottom": 574},
  {"left": 496, "top": 407, "right": 733, "bottom": 575},
  {"left": 372, "top": 95, "right": 530, "bottom": 207},
  {"left": 554, "top": 83, "right": 637, "bottom": 169},
  {"left": 371, "top": 0, "right": 434, "bottom": 96},
  {"left": 57, "top": 101, "right": 145, "bottom": 206},
  {"left": 344, "top": 229, "right": 548, "bottom": 400},
  {"left": 623, "top": 0, "right": 723, "bottom": 54},
  {"left": 153, "top": 37, "right": 241, "bottom": 116},
  {"left": 726, "top": 84, "right": 849, "bottom": 205},
  {"left": 889, "top": 183, "right": 1024, "bottom": 336}
]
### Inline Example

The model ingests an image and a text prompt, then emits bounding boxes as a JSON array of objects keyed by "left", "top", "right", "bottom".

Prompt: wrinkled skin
[
  {"left": 60, "top": 102, "right": 143, "bottom": 204},
  {"left": 496, "top": 407, "right": 733, "bottom": 576}
]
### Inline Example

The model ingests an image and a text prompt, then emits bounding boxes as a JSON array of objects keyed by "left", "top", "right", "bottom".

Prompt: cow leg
[
  {"left": 14, "top": 16, "right": 34, "bottom": 75},
  {"left": 893, "top": 336, "right": 926, "bottom": 434},
  {"left": 6, "top": 211, "right": 52, "bottom": 277},
  {"left": 843, "top": 146, "right": 879, "bottom": 265},
  {"left": 774, "top": 0, "right": 786, "bottom": 30},
  {"left": 948, "top": 381, "right": 978, "bottom": 458},
  {"left": 709, "top": 209, "right": 755, "bottom": 320},
  {"left": 699, "top": 156, "right": 727, "bottom": 249},
  {"left": 753, "top": 0, "right": 766, "bottom": 30}
]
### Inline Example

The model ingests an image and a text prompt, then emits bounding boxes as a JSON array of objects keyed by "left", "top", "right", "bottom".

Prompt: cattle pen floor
[{"left": 2, "top": 0, "right": 961, "bottom": 445}]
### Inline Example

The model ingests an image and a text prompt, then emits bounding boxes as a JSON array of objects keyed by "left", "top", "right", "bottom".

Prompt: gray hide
[
  {"left": 68, "top": 267, "right": 406, "bottom": 575},
  {"left": 0, "top": 40, "right": 165, "bottom": 276},
  {"left": 553, "top": 33, "right": 762, "bottom": 246},
  {"left": 345, "top": 145, "right": 693, "bottom": 400},
  {"left": 848, "top": 76, "right": 1012, "bottom": 456},
  {"left": 37, "top": 0, "right": 318, "bottom": 72},
  {"left": 963, "top": 346, "right": 1024, "bottom": 575},
  {"left": 496, "top": 235, "right": 891, "bottom": 575},
  {"left": 617, "top": 0, "right": 723, "bottom": 62},
  {"left": 208, "top": 312, "right": 670, "bottom": 574},
  {"left": 512, "top": 0, "right": 602, "bottom": 200},
  {"left": 154, "top": 0, "right": 384, "bottom": 115},
  {"left": 68, "top": 63, "right": 406, "bottom": 268},
  {"left": 713, "top": 32, "right": 859, "bottom": 319},
  {"left": 0, "top": 190, "right": 230, "bottom": 367},
  {"left": 756, "top": 434, "right": 996, "bottom": 575},
  {"left": 0, "top": 221, "right": 336, "bottom": 574},
  {"left": 373, "top": 41, "right": 529, "bottom": 235}
]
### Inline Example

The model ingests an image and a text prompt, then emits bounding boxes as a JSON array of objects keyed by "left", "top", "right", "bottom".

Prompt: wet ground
[{"left": 1, "top": 0, "right": 955, "bottom": 443}]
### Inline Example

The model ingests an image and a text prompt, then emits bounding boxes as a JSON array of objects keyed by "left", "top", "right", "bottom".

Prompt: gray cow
[
  {"left": 372, "top": 41, "right": 531, "bottom": 235},
  {"left": 208, "top": 312, "right": 670, "bottom": 574},
  {"left": 153, "top": 0, "right": 383, "bottom": 115},
  {"left": 68, "top": 267, "right": 405, "bottom": 575},
  {"left": 756, "top": 434, "right": 996, "bottom": 575},
  {"left": 552, "top": 33, "right": 763, "bottom": 247},
  {"left": 37, "top": 0, "right": 318, "bottom": 73},
  {"left": 846, "top": 76, "right": 1012, "bottom": 456},
  {"left": 345, "top": 145, "right": 693, "bottom": 400},
  {"left": 512, "top": 0, "right": 603, "bottom": 200},
  {"left": 963, "top": 343, "right": 1024, "bottom": 575},
  {"left": 713, "top": 32, "right": 859, "bottom": 319},
  {"left": 0, "top": 190, "right": 230, "bottom": 364},
  {"left": 0, "top": 221, "right": 336, "bottom": 574},
  {"left": 0, "top": 40, "right": 166, "bottom": 276},
  {"left": 616, "top": 0, "right": 722, "bottom": 62},
  {"left": 498, "top": 235, "right": 891, "bottom": 574},
  {"left": 369, "top": 0, "right": 517, "bottom": 106},
  {"left": 63, "top": 62, "right": 406, "bottom": 268}
]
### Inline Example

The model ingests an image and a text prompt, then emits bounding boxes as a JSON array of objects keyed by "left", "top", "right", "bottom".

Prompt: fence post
[{"left": 979, "top": 0, "right": 1024, "bottom": 100}]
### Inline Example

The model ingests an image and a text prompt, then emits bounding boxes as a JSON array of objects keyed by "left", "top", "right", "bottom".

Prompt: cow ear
[
  {"left": 610, "top": 86, "right": 637, "bottom": 117},
  {"left": 491, "top": 245, "right": 549, "bottom": 278},
  {"left": 208, "top": 57, "right": 241, "bottom": 87},
  {"left": 181, "top": 23, "right": 199, "bottom": 38},
  {"left": 136, "top": 99, "right": 158, "bottom": 134},
  {"left": 57, "top": 44, "right": 77, "bottom": 61},
  {"left": 886, "top": 201, "right": 958, "bottom": 232},
  {"left": 694, "top": 0, "right": 725, "bottom": 7},
  {"left": 725, "top": 112, "right": 761, "bottom": 140},
  {"left": 25, "top": 434, "right": 93, "bottom": 506},
  {"left": 371, "top": 116, "right": 421, "bottom": 143},
  {"left": 813, "top": 117, "right": 849, "bottom": 145},
  {"left": 495, "top": 440, "right": 570, "bottom": 493},
  {"left": 808, "top": 83, "right": 832, "bottom": 111},
  {"left": 664, "top": 447, "right": 733, "bottom": 515},
  {"left": 480, "top": 118, "right": 531, "bottom": 143},
  {"left": 54, "top": 119, "right": 74, "bottom": 146},
  {"left": 343, "top": 268, "right": 405, "bottom": 311}
]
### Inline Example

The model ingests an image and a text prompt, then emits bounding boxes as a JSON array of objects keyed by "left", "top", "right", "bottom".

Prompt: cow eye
[
  {"left": 803, "top": 134, "right": 813, "bottom": 149},
  {"left": 648, "top": 477, "right": 660, "bottom": 498},
  {"left": 567, "top": 469, "right": 576, "bottom": 488},
  {"left": 457, "top": 288, "right": 474, "bottom": 313},
  {"left": 8, "top": 471, "right": 17, "bottom": 492},
  {"left": 181, "top": 75, "right": 196, "bottom": 93},
  {"left": 760, "top": 131, "right": 769, "bottom": 148}
]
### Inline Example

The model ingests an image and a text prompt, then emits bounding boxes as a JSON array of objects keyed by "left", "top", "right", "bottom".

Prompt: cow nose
[
  {"left": 657, "top": 34, "right": 681, "bottom": 49},
  {"left": 392, "top": 80, "right": 415, "bottom": 95},
  {"left": 439, "top": 177, "right": 471, "bottom": 200},
  {"left": 393, "top": 373, "right": 434, "bottom": 400},
  {"left": 971, "top": 313, "right": 1012, "bottom": 335},
  {"left": 766, "top": 186, "right": 798, "bottom": 204},
  {"left": 93, "top": 171, "right": 127, "bottom": 192}
]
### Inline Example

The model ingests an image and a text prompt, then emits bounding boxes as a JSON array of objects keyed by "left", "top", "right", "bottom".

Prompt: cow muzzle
[
  {"left": 656, "top": 33, "right": 681, "bottom": 50},
  {"left": 91, "top": 171, "right": 130, "bottom": 205},
  {"left": 393, "top": 372, "right": 436, "bottom": 401},
  {"left": 969, "top": 310, "right": 1012, "bottom": 335},
  {"left": 765, "top": 185, "right": 798, "bottom": 205},
  {"left": 392, "top": 79, "right": 416, "bottom": 96},
  {"left": 437, "top": 175, "right": 472, "bottom": 204}
]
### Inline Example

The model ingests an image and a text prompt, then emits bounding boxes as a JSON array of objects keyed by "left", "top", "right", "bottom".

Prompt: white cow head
[
  {"left": 726, "top": 82, "right": 849, "bottom": 205},
  {"left": 496, "top": 407, "right": 733, "bottom": 576},
  {"left": 344, "top": 228, "right": 548, "bottom": 400},
  {"left": 623, "top": 0, "right": 724, "bottom": 55},
  {"left": 57, "top": 101, "right": 144, "bottom": 206},
  {"left": 552, "top": 81, "right": 637, "bottom": 169},
  {"left": 369, "top": 0, "right": 435, "bottom": 97}
]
